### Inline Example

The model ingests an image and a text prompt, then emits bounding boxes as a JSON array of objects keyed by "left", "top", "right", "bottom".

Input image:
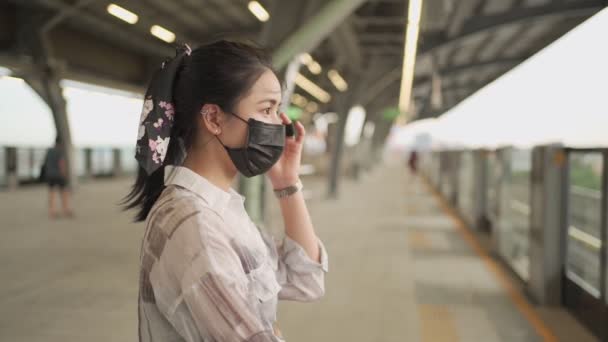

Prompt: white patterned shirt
[{"left": 138, "top": 166, "right": 328, "bottom": 342}]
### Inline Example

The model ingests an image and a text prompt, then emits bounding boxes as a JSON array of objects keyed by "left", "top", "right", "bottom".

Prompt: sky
[
  {"left": 0, "top": 76, "right": 142, "bottom": 148},
  {"left": 0, "top": 76, "right": 56, "bottom": 147}
]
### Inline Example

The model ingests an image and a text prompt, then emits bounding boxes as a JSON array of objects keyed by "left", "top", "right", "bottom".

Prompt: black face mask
[{"left": 216, "top": 113, "right": 292, "bottom": 177}]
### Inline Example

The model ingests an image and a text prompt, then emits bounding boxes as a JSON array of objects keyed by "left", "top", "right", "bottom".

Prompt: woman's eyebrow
[{"left": 257, "top": 98, "right": 281, "bottom": 105}]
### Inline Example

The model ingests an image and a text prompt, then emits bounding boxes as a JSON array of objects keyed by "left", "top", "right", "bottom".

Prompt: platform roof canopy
[{"left": 0, "top": 0, "right": 604, "bottom": 125}]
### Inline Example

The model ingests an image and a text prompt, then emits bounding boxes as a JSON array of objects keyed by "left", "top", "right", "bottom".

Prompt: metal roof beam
[
  {"left": 207, "top": 0, "right": 253, "bottom": 28},
  {"left": 180, "top": 0, "right": 243, "bottom": 35},
  {"left": 272, "top": 0, "right": 369, "bottom": 70},
  {"left": 359, "top": 32, "right": 404, "bottom": 44},
  {"left": 145, "top": 0, "right": 208, "bottom": 39},
  {"left": 328, "top": 21, "right": 362, "bottom": 71},
  {"left": 441, "top": 57, "right": 523, "bottom": 75},
  {"left": 20, "top": 0, "right": 173, "bottom": 57},
  {"left": 1, "top": 52, "right": 145, "bottom": 93},
  {"left": 476, "top": 23, "right": 530, "bottom": 62},
  {"left": 446, "top": 0, "right": 485, "bottom": 37},
  {"left": 354, "top": 16, "right": 406, "bottom": 26},
  {"left": 463, "top": 0, "right": 601, "bottom": 34},
  {"left": 359, "top": 55, "right": 522, "bottom": 108},
  {"left": 422, "top": 0, "right": 602, "bottom": 55}
]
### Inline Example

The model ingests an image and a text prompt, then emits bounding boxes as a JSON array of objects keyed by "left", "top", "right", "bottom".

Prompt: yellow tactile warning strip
[
  {"left": 419, "top": 304, "right": 460, "bottom": 342},
  {"left": 421, "top": 176, "right": 558, "bottom": 342},
  {"left": 408, "top": 231, "right": 432, "bottom": 249}
]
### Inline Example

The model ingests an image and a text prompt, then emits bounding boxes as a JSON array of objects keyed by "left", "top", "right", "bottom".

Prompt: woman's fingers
[
  {"left": 279, "top": 112, "right": 291, "bottom": 125},
  {"left": 278, "top": 112, "right": 305, "bottom": 145},
  {"left": 295, "top": 121, "right": 306, "bottom": 144},
  {"left": 280, "top": 112, "right": 297, "bottom": 140}
]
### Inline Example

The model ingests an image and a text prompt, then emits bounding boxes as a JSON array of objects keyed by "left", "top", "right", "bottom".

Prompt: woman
[
  {"left": 44, "top": 136, "right": 73, "bottom": 218},
  {"left": 123, "top": 40, "right": 328, "bottom": 342}
]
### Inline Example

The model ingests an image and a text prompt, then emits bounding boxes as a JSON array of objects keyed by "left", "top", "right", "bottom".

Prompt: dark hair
[{"left": 122, "top": 39, "right": 277, "bottom": 222}]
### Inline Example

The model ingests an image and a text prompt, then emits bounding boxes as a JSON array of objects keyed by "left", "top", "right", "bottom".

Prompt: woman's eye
[{"left": 264, "top": 107, "right": 278, "bottom": 116}]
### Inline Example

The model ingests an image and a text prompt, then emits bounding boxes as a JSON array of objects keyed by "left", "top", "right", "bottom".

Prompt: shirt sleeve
[
  {"left": 263, "top": 230, "right": 329, "bottom": 302},
  {"left": 176, "top": 213, "right": 282, "bottom": 342}
]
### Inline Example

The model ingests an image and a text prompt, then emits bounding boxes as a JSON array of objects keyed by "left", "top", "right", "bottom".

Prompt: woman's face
[{"left": 221, "top": 68, "right": 283, "bottom": 148}]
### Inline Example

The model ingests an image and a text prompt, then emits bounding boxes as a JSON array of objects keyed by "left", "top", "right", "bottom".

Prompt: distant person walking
[
  {"left": 408, "top": 150, "right": 418, "bottom": 175},
  {"left": 43, "top": 136, "right": 73, "bottom": 219}
]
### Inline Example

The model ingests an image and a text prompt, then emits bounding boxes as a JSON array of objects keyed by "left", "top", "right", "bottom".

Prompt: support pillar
[
  {"left": 528, "top": 144, "right": 567, "bottom": 305},
  {"left": 430, "top": 55, "right": 443, "bottom": 111},
  {"left": 84, "top": 148, "right": 93, "bottom": 178},
  {"left": 328, "top": 90, "right": 354, "bottom": 198},
  {"left": 112, "top": 148, "right": 122, "bottom": 177},
  {"left": 19, "top": 11, "right": 76, "bottom": 189},
  {"left": 6, "top": 147, "right": 18, "bottom": 190}
]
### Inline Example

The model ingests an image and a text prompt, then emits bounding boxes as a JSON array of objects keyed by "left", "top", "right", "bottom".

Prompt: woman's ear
[{"left": 200, "top": 104, "right": 223, "bottom": 135}]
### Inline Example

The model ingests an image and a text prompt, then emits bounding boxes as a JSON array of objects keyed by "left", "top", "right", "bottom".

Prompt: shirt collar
[{"left": 164, "top": 165, "right": 245, "bottom": 215}]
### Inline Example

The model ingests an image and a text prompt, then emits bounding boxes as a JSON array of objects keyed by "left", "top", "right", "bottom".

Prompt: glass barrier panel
[
  {"left": 32, "top": 148, "right": 46, "bottom": 179},
  {"left": 566, "top": 152, "right": 603, "bottom": 297},
  {"left": 458, "top": 151, "right": 474, "bottom": 223},
  {"left": 120, "top": 147, "right": 138, "bottom": 173},
  {"left": 16, "top": 148, "right": 32, "bottom": 180},
  {"left": 0, "top": 148, "right": 6, "bottom": 187},
  {"left": 499, "top": 148, "right": 532, "bottom": 280}
]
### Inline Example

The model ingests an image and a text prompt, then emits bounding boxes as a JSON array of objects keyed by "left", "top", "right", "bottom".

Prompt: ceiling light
[
  {"left": 299, "top": 53, "right": 313, "bottom": 65},
  {"left": 150, "top": 25, "right": 176, "bottom": 43},
  {"left": 324, "top": 112, "right": 339, "bottom": 124},
  {"left": 248, "top": 1, "right": 270, "bottom": 22},
  {"left": 298, "top": 98, "right": 307, "bottom": 107},
  {"left": 308, "top": 61, "right": 322, "bottom": 75},
  {"left": 298, "top": 53, "right": 323, "bottom": 75},
  {"left": 344, "top": 105, "right": 366, "bottom": 146},
  {"left": 363, "top": 121, "right": 375, "bottom": 138},
  {"left": 291, "top": 93, "right": 309, "bottom": 108},
  {"left": 408, "top": 0, "right": 423, "bottom": 24},
  {"left": 107, "top": 4, "right": 138, "bottom": 24},
  {"left": 295, "top": 73, "right": 331, "bottom": 103},
  {"left": 328, "top": 69, "right": 348, "bottom": 92},
  {"left": 398, "top": 0, "right": 423, "bottom": 116},
  {"left": 305, "top": 101, "right": 319, "bottom": 113}
]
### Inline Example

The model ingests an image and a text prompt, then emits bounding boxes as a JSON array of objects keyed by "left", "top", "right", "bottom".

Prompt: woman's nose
[
  {"left": 260, "top": 115, "right": 282, "bottom": 125},
  {"left": 271, "top": 115, "right": 283, "bottom": 125}
]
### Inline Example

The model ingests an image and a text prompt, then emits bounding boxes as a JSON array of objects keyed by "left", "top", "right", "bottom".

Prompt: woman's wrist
[
  {"left": 270, "top": 175, "right": 300, "bottom": 190},
  {"left": 274, "top": 179, "right": 303, "bottom": 199}
]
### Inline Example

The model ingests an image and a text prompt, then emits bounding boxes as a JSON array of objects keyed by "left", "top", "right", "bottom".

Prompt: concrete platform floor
[{"left": 0, "top": 166, "right": 598, "bottom": 341}]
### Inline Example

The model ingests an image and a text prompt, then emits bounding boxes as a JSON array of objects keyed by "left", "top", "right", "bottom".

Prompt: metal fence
[{"left": 0, "top": 146, "right": 137, "bottom": 188}]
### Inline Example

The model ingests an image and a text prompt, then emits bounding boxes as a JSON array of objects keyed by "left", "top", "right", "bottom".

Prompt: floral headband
[{"left": 135, "top": 44, "right": 192, "bottom": 175}]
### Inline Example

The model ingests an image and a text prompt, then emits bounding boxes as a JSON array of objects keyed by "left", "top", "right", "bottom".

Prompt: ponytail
[
  {"left": 122, "top": 166, "right": 165, "bottom": 222},
  {"left": 122, "top": 131, "right": 188, "bottom": 222}
]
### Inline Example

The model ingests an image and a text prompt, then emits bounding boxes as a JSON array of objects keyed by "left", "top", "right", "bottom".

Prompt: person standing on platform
[
  {"left": 43, "top": 136, "right": 73, "bottom": 219},
  {"left": 408, "top": 150, "right": 418, "bottom": 175},
  {"left": 123, "top": 40, "right": 328, "bottom": 342}
]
